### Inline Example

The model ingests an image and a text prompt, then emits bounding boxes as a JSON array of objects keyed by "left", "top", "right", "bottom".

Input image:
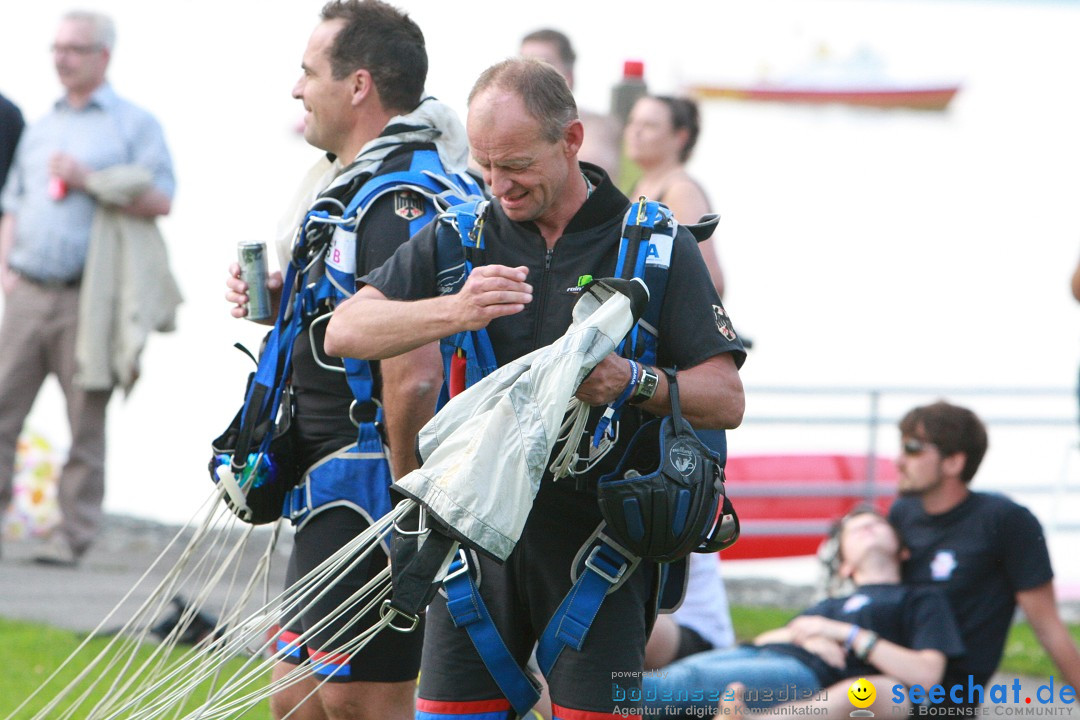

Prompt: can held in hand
[
  {"left": 48, "top": 176, "right": 68, "bottom": 200},
  {"left": 237, "top": 241, "right": 272, "bottom": 321}
]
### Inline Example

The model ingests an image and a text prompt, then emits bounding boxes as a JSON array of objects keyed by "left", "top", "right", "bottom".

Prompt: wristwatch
[{"left": 629, "top": 365, "right": 659, "bottom": 405}]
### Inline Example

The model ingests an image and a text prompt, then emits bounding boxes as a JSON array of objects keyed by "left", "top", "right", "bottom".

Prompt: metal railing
[{"left": 733, "top": 385, "right": 1080, "bottom": 535}]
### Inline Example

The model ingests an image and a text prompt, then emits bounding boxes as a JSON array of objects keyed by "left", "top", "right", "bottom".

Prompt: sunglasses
[{"left": 901, "top": 438, "right": 935, "bottom": 456}]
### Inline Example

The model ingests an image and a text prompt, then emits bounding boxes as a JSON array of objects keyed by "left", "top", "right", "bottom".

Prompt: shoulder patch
[
  {"left": 712, "top": 304, "right": 737, "bottom": 342},
  {"left": 394, "top": 189, "right": 426, "bottom": 220}
]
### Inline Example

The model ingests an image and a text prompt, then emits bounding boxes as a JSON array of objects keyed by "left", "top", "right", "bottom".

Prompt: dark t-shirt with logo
[
  {"left": 889, "top": 492, "right": 1053, "bottom": 695},
  {"left": 762, "top": 583, "right": 964, "bottom": 687}
]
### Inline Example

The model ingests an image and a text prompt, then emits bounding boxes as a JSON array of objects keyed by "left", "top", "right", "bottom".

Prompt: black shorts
[
  {"left": 275, "top": 506, "right": 423, "bottom": 683},
  {"left": 417, "top": 481, "right": 658, "bottom": 717}
]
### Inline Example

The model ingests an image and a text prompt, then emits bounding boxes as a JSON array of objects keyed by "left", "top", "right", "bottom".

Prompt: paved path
[{"left": 0, "top": 514, "right": 289, "bottom": 633}]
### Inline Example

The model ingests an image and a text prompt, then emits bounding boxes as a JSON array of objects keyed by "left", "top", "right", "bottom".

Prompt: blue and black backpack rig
[{"left": 209, "top": 149, "right": 484, "bottom": 526}]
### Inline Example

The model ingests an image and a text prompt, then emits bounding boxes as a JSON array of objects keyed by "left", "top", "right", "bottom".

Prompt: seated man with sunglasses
[
  {"left": 888, "top": 400, "right": 1080, "bottom": 714},
  {"left": 736, "top": 401, "right": 1080, "bottom": 719}
]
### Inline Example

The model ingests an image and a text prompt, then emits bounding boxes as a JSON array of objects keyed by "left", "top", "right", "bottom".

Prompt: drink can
[{"left": 237, "top": 241, "right": 272, "bottom": 321}]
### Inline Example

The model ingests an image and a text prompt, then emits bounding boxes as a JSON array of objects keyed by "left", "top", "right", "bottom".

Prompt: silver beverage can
[{"left": 237, "top": 241, "right": 272, "bottom": 321}]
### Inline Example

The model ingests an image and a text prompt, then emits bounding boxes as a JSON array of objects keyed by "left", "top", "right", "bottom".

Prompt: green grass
[
  {"left": 730, "top": 605, "right": 1080, "bottom": 679},
  {"left": 3, "top": 610, "right": 1077, "bottom": 716},
  {"left": 0, "top": 618, "right": 271, "bottom": 719},
  {"left": 1001, "top": 621, "right": 1080, "bottom": 678}
]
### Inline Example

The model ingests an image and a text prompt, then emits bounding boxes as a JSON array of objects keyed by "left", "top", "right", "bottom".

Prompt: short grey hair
[
  {"left": 468, "top": 57, "right": 578, "bottom": 143},
  {"left": 63, "top": 10, "right": 116, "bottom": 51}
]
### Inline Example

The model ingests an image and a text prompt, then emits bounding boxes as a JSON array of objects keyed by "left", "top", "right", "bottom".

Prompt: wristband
[
  {"left": 845, "top": 624, "right": 861, "bottom": 651},
  {"left": 610, "top": 359, "right": 640, "bottom": 409}
]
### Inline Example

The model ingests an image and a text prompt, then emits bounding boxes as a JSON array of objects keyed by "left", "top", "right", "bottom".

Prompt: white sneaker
[{"left": 32, "top": 534, "right": 79, "bottom": 567}]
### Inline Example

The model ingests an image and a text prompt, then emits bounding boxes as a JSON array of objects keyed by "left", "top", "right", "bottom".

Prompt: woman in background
[
  {"left": 625, "top": 93, "right": 734, "bottom": 673},
  {"left": 624, "top": 94, "right": 724, "bottom": 298}
]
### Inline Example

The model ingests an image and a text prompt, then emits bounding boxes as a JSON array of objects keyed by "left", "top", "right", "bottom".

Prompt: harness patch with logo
[
  {"left": 669, "top": 440, "right": 697, "bottom": 476},
  {"left": 394, "top": 190, "right": 425, "bottom": 221},
  {"left": 713, "top": 304, "right": 737, "bottom": 342}
]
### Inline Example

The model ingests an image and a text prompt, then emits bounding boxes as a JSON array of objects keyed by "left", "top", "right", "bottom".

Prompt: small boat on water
[
  {"left": 690, "top": 82, "right": 960, "bottom": 111},
  {"left": 689, "top": 46, "right": 961, "bottom": 111}
]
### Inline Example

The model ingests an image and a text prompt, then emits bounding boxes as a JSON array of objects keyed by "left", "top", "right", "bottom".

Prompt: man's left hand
[{"left": 575, "top": 353, "right": 634, "bottom": 407}]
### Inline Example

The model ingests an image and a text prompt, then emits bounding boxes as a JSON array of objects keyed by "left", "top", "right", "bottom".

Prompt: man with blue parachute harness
[
  {"left": 326, "top": 57, "right": 746, "bottom": 720},
  {"left": 220, "top": 2, "right": 481, "bottom": 719}
]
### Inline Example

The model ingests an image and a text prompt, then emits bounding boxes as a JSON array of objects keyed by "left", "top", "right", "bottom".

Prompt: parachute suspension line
[
  {"left": 124, "top": 502, "right": 412, "bottom": 719},
  {"left": 11, "top": 488, "right": 239, "bottom": 720},
  {"left": 549, "top": 398, "right": 589, "bottom": 480},
  {"left": 66, "top": 500, "right": 413, "bottom": 720},
  {"left": 548, "top": 399, "right": 621, "bottom": 480}
]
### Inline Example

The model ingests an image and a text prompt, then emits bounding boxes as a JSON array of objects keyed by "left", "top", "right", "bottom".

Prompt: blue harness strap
[
  {"left": 433, "top": 200, "right": 498, "bottom": 409},
  {"left": 534, "top": 536, "right": 638, "bottom": 676},
  {"left": 279, "top": 150, "right": 482, "bottom": 523},
  {"left": 231, "top": 226, "right": 313, "bottom": 471},
  {"left": 441, "top": 550, "right": 541, "bottom": 718}
]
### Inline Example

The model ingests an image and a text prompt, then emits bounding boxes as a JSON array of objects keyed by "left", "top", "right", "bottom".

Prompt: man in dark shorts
[
  {"left": 223, "top": 2, "right": 471, "bottom": 718},
  {"left": 889, "top": 401, "right": 1080, "bottom": 713},
  {"left": 326, "top": 57, "right": 746, "bottom": 720}
]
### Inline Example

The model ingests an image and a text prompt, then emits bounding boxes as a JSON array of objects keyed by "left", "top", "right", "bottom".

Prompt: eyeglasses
[
  {"left": 901, "top": 438, "right": 935, "bottom": 456},
  {"left": 51, "top": 44, "right": 103, "bottom": 56}
]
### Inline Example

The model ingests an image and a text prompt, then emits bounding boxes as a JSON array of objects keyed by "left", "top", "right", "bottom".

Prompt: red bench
[{"left": 722, "top": 454, "right": 898, "bottom": 560}]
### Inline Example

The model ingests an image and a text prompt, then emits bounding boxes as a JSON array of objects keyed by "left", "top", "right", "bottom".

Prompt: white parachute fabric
[{"left": 397, "top": 279, "right": 644, "bottom": 560}]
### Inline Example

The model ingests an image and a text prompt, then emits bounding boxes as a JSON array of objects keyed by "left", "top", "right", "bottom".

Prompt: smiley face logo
[{"left": 848, "top": 677, "right": 876, "bottom": 709}]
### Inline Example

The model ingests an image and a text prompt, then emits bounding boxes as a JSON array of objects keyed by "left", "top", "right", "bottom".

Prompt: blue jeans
[{"left": 642, "top": 645, "right": 822, "bottom": 717}]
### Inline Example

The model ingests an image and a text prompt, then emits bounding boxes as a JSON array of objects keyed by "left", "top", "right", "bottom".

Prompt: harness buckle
[
  {"left": 379, "top": 599, "right": 420, "bottom": 633},
  {"left": 583, "top": 544, "right": 628, "bottom": 586},
  {"left": 443, "top": 548, "right": 471, "bottom": 583}
]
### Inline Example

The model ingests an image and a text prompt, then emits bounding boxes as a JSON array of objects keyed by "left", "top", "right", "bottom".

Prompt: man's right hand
[
  {"left": 453, "top": 264, "right": 532, "bottom": 330},
  {"left": 225, "top": 261, "right": 283, "bottom": 321}
]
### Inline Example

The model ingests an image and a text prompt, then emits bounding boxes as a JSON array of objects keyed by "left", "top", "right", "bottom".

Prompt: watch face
[{"left": 633, "top": 368, "right": 658, "bottom": 403}]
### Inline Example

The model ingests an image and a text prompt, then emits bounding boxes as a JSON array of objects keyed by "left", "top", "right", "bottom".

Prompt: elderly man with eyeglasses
[{"left": 0, "top": 10, "right": 175, "bottom": 566}]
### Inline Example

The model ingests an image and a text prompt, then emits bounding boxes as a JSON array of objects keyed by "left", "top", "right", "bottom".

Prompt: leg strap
[
  {"left": 442, "top": 550, "right": 541, "bottom": 717},
  {"left": 535, "top": 536, "right": 637, "bottom": 676},
  {"left": 441, "top": 536, "right": 638, "bottom": 717}
]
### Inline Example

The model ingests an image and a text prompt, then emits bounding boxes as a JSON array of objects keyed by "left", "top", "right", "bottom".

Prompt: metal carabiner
[{"left": 636, "top": 195, "right": 649, "bottom": 225}]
